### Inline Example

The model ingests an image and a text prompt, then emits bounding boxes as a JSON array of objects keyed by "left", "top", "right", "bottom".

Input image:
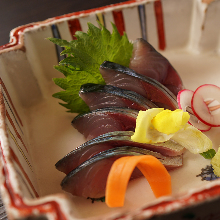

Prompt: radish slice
[
  {"left": 177, "top": 89, "right": 194, "bottom": 110},
  {"left": 191, "top": 84, "right": 220, "bottom": 127},
  {"left": 177, "top": 89, "right": 211, "bottom": 131}
]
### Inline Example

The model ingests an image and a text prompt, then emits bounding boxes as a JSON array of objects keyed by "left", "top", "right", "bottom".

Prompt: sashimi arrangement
[{"left": 49, "top": 23, "right": 220, "bottom": 207}]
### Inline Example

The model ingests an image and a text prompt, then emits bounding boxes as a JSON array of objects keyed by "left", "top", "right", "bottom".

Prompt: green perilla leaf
[{"left": 49, "top": 22, "right": 133, "bottom": 114}]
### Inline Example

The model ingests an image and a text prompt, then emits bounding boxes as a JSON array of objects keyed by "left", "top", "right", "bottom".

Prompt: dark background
[{"left": 0, "top": 0, "right": 127, "bottom": 46}]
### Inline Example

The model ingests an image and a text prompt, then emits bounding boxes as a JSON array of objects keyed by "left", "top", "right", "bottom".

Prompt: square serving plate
[{"left": 1, "top": 0, "right": 220, "bottom": 219}]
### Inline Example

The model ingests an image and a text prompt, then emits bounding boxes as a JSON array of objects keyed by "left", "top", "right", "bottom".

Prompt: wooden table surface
[{"left": 0, "top": 0, "right": 127, "bottom": 46}]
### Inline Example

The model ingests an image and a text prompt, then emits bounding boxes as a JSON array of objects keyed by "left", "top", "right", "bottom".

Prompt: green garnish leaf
[
  {"left": 87, "top": 196, "right": 105, "bottom": 203},
  {"left": 211, "top": 148, "right": 220, "bottom": 177},
  {"left": 200, "top": 149, "right": 216, "bottom": 159},
  {"left": 48, "top": 22, "right": 133, "bottom": 113}
]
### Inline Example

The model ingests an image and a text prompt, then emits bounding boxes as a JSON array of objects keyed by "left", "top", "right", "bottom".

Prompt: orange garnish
[{"left": 105, "top": 155, "right": 172, "bottom": 207}]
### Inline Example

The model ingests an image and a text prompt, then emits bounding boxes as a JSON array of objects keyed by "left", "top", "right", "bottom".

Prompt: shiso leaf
[
  {"left": 48, "top": 22, "right": 133, "bottom": 113},
  {"left": 47, "top": 38, "right": 72, "bottom": 47},
  {"left": 200, "top": 149, "right": 216, "bottom": 159}
]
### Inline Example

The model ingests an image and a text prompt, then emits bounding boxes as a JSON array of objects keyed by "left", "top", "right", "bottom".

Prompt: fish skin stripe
[
  {"left": 6, "top": 125, "right": 32, "bottom": 170},
  {"left": 0, "top": 78, "right": 23, "bottom": 126},
  {"left": 6, "top": 110, "right": 28, "bottom": 152},
  {"left": 68, "top": 18, "right": 82, "bottom": 40},
  {"left": 154, "top": 0, "right": 166, "bottom": 50},
  {"left": 112, "top": 10, "right": 125, "bottom": 36},
  {"left": 10, "top": 149, "right": 38, "bottom": 198}
]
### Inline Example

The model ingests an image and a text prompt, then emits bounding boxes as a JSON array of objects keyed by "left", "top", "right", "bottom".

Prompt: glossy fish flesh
[
  {"left": 61, "top": 146, "right": 183, "bottom": 198},
  {"left": 129, "top": 38, "right": 184, "bottom": 96},
  {"left": 56, "top": 131, "right": 184, "bottom": 175},
  {"left": 72, "top": 107, "right": 138, "bottom": 140},
  {"left": 79, "top": 83, "right": 157, "bottom": 111},
  {"left": 100, "top": 61, "right": 178, "bottom": 110}
]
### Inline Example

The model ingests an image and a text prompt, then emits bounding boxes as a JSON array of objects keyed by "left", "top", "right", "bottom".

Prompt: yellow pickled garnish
[
  {"left": 131, "top": 108, "right": 173, "bottom": 144},
  {"left": 152, "top": 109, "right": 190, "bottom": 135},
  {"left": 131, "top": 108, "right": 213, "bottom": 154},
  {"left": 211, "top": 148, "right": 220, "bottom": 177}
]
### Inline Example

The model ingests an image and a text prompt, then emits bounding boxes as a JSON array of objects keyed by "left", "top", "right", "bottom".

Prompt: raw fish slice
[
  {"left": 79, "top": 83, "right": 157, "bottom": 111},
  {"left": 56, "top": 131, "right": 185, "bottom": 174},
  {"left": 129, "top": 38, "right": 184, "bottom": 96},
  {"left": 72, "top": 107, "right": 139, "bottom": 140},
  {"left": 61, "top": 146, "right": 183, "bottom": 198},
  {"left": 100, "top": 61, "right": 178, "bottom": 110}
]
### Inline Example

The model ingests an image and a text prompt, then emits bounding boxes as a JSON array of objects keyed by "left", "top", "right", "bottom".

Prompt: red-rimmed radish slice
[
  {"left": 191, "top": 84, "right": 220, "bottom": 127},
  {"left": 177, "top": 89, "right": 193, "bottom": 110},
  {"left": 177, "top": 89, "right": 211, "bottom": 131}
]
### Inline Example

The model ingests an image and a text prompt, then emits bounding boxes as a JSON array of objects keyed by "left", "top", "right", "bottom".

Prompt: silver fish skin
[
  {"left": 61, "top": 146, "right": 183, "bottom": 198},
  {"left": 79, "top": 83, "right": 157, "bottom": 111},
  {"left": 55, "top": 131, "right": 185, "bottom": 175},
  {"left": 100, "top": 61, "right": 178, "bottom": 110},
  {"left": 72, "top": 107, "right": 138, "bottom": 140},
  {"left": 129, "top": 38, "right": 184, "bottom": 96}
]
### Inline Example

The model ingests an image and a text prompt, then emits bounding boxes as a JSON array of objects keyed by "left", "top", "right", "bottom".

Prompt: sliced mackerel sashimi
[
  {"left": 129, "top": 38, "right": 184, "bottom": 96},
  {"left": 56, "top": 131, "right": 185, "bottom": 175},
  {"left": 100, "top": 61, "right": 178, "bottom": 110},
  {"left": 61, "top": 146, "right": 183, "bottom": 198},
  {"left": 72, "top": 107, "right": 139, "bottom": 140},
  {"left": 79, "top": 83, "right": 157, "bottom": 111}
]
